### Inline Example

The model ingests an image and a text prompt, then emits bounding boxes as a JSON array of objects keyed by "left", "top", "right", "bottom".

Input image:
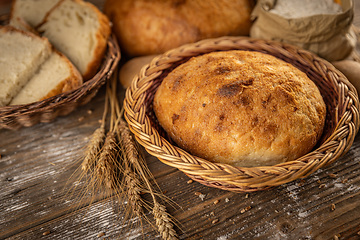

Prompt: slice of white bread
[
  {"left": 37, "top": 0, "right": 111, "bottom": 80},
  {"left": 10, "top": 51, "right": 83, "bottom": 105},
  {"left": 9, "top": 17, "right": 39, "bottom": 34},
  {"left": 0, "top": 25, "right": 52, "bottom": 107},
  {"left": 10, "top": 0, "right": 62, "bottom": 28}
]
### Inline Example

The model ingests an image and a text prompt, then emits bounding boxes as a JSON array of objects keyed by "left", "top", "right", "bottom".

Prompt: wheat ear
[
  {"left": 117, "top": 117, "right": 178, "bottom": 240},
  {"left": 96, "top": 131, "right": 120, "bottom": 190},
  {"left": 81, "top": 82, "right": 109, "bottom": 173},
  {"left": 153, "top": 202, "right": 178, "bottom": 240},
  {"left": 81, "top": 124, "right": 106, "bottom": 172}
]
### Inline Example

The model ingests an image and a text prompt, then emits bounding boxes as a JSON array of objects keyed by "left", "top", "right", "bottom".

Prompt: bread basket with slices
[
  {"left": 0, "top": 0, "right": 120, "bottom": 130},
  {"left": 124, "top": 36, "right": 360, "bottom": 192}
]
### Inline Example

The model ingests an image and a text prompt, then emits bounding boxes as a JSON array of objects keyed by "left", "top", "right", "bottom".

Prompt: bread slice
[
  {"left": 37, "top": 0, "right": 111, "bottom": 80},
  {"left": 10, "top": 0, "right": 62, "bottom": 28},
  {"left": 9, "top": 17, "right": 39, "bottom": 34},
  {"left": 10, "top": 51, "right": 83, "bottom": 105},
  {"left": 0, "top": 25, "right": 52, "bottom": 107}
]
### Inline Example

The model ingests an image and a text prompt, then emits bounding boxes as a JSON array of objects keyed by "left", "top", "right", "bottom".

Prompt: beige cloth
[{"left": 250, "top": 0, "right": 356, "bottom": 61}]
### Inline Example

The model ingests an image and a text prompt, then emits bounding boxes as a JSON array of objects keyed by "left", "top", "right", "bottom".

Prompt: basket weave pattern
[
  {"left": 0, "top": 35, "right": 120, "bottom": 130},
  {"left": 124, "top": 36, "right": 360, "bottom": 192}
]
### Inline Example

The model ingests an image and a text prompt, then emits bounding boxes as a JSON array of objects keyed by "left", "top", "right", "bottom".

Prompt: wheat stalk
[
  {"left": 81, "top": 78, "right": 109, "bottom": 173},
  {"left": 81, "top": 124, "right": 105, "bottom": 172},
  {"left": 96, "top": 131, "right": 120, "bottom": 190},
  {"left": 153, "top": 202, "right": 178, "bottom": 240},
  {"left": 78, "top": 65, "right": 179, "bottom": 239},
  {"left": 123, "top": 169, "right": 145, "bottom": 217},
  {"left": 117, "top": 117, "right": 178, "bottom": 240}
]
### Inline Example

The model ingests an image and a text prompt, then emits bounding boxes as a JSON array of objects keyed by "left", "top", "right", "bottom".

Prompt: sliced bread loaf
[
  {"left": 37, "top": 0, "right": 111, "bottom": 80},
  {"left": 10, "top": 51, "right": 83, "bottom": 105},
  {"left": 0, "top": 25, "right": 52, "bottom": 107},
  {"left": 10, "top": 0, "right": 62, "bottom": 28}
]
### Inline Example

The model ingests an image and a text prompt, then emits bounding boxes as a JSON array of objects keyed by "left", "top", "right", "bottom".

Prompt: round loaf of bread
[
  {"left": 104, "top": 0, "right": 254, "bottom": 57},
  {"left": 153, "top": 50, "right": 326, "bottom": 167}
]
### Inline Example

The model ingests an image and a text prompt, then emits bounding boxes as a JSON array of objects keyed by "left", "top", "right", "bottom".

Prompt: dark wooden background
[{"left": 1, "top": 1, "right": 360, "bottom": 239}]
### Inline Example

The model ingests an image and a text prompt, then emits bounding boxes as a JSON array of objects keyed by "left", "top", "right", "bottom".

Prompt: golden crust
[
  {"left": 153, "top": 50, "right": 326, "bottom": 167},
  {"left": 79, "top": 0, "right": 111, "bottom": 80},
  {"left": 104, "top": 0, "right": 254, "bottom": 57},
  {"left": 38, "top": 0, "right": 111, "bottom": 80}
]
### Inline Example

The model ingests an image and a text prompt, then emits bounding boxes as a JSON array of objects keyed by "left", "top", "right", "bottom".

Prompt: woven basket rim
[{"left": 124, "top": 36, "right": 360, "bottom": 192}]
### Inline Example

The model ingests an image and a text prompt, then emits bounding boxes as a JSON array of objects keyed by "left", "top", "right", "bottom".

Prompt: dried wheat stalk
[
  {"left": 117, "top": 117, "right": 178, "bottom": 240},
  {"left": 96, "top": 131, "right": 119, "bottom": 189},
  {"left": 79, "top": 67, "right": 178, "bottom": 239},
  {"left": 81, "top": 124, "right": 105, "bottom": 172},
  {"left": 153, "top": 202, "right": 178, "bottom": 240}
]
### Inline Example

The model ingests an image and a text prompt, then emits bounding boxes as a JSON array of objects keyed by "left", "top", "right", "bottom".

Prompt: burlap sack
[{"left": 250, "top": 0, "right": 356, "bottom": 61}]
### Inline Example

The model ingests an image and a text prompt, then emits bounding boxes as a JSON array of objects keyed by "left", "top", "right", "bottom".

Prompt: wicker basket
[
  {"left": 124, "top": 36, "right": 360, "bottom": 192},
  {"left": 0, "top": 13, "right": 121, "bottom": 130}
]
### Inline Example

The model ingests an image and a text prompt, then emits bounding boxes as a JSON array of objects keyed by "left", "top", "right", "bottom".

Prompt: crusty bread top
[
  {"left": 153, "top": 50, "right": 326, "bottom": 167},
  {"left": 104, "top": 0, "right": 254, "bottom": 57},
  {"left": 37, "top": 0, "right": 111, "bottom": 80}
]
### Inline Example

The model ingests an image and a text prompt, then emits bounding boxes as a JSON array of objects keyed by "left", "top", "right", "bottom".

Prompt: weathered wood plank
[{"left": 1, "top": 1, "right": 360, "bottom": 240}]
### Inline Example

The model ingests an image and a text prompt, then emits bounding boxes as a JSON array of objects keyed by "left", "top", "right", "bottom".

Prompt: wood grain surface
[{"left": 1, "top": 1, "right": 360, "bottom": 240}]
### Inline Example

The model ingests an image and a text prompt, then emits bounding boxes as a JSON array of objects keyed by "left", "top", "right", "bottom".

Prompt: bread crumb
[
  {"left": 87, "top": 109, "right": 93, "bottom": 115},
  {"left": 210, "top": 211, "right": 214, "bottom": 216},
  {"left": 78, "top": 116, "right": 85, "bottom": 122},
  {"left": 97, "top": 232, "right": 105, "bottom": 237},
  {"left": 319, "top": 184, "right": 326, "bottom": 189},
  {"left": 329, "top": 173, "right": 337, "bottom": 178},
  {"left": 341, "top": 178, "right": 348, "bottom": 184},
  {"left": 187, "top": 179, "right": 193, "bottom": 184},
  {"left": 225, "top": 198, "right": 230, "bottom": 203},
  {"left": 195, "top": 192, "right": 206, "bottom": 201},
  {"left": 213, "top": 199, "right": 220, "bottom": 205},
  {"left": 240, "top": 206, "right": 251, "bottom": 213},
  {"left": 298, "top": 179, "right": 306, "bottom": 186},
  {"left": 331, "top": 203, "right": 336, "bottom": 211},
  {"left": 212, "top": 219, "right": 219, "bottom": 224},
  {"left": 245, "top": 194, "right": 249, "bottom": 198},
  {"left": 42, "top": 231, "right": 51, "bottom": 236}
]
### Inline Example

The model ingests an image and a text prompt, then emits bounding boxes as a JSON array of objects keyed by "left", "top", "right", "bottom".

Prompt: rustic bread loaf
[
  {"left": 37, "top": 0, "right": 111, "bottom": 80},
  {"left": 104, "top": 0, "right": 254, "bottom": 57},
  {"left": 153, "top": 50, "right": 326, "bottom": 167},
  {"left": 10, "top": 50, "right": 83, "bottom": 105},
  {"left": 0, "top": 25, "right": 52, "bottom": 107},
  {"left": 10, "top": 0, "right": 62, "bottom": 28}
]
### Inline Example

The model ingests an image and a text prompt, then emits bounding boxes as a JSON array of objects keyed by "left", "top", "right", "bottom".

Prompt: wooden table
[{"left": 1, "top": 1, "right": 360, "bottom": 239}]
